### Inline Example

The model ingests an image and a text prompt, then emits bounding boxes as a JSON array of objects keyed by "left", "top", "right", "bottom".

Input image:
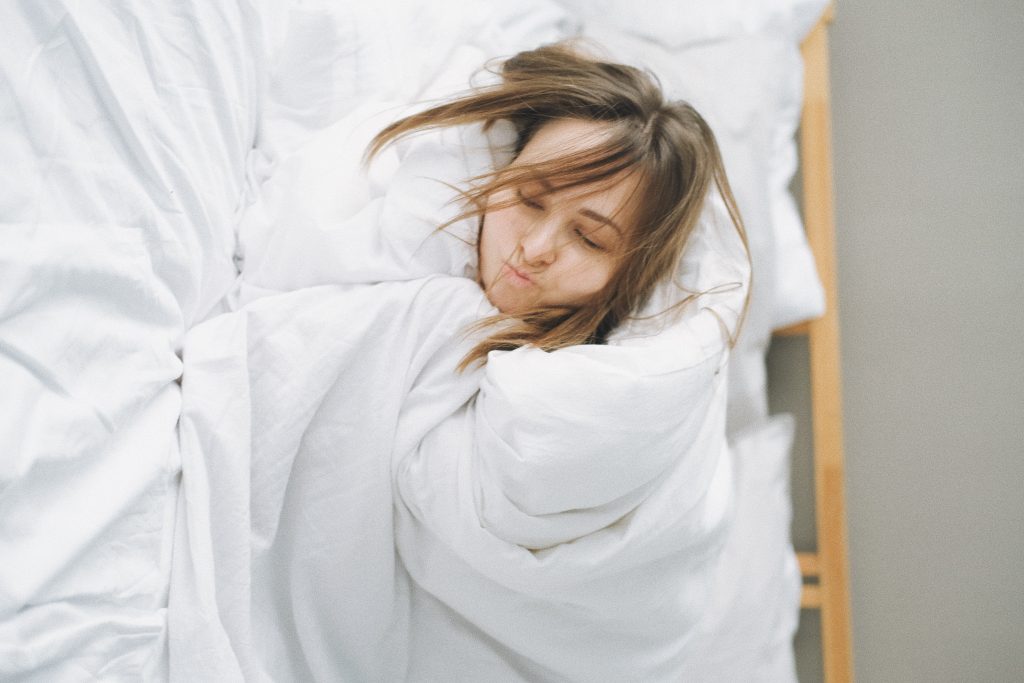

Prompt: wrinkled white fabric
[
  {"left": 174, "top": 278, "right": 490, "bottom": 682},
  {"left": 0, "top": 2, "right": 262, "bottom": 678},
  {"left": 2, "top": 1, "right": 816, "bottom": 678},
  {"left": 171, "top": 109, "right": 749, "bottom": 679}
]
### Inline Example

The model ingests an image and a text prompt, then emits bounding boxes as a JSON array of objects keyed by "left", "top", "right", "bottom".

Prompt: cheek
[
  {"left": 478, "top": 220, "right": 496, "bottom": 286},
  {"left": 587, "top": 265, "right": 616, "bottom": 295},
  {"left": 479, "top": 209, "right": 513, "bottom": 285},
  {"left": 561, "top": 256, "right": 616, "bottom": 299}
]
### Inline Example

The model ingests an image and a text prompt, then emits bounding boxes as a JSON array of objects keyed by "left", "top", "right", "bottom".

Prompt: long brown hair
[{"left": 366, "top": 41, "right": 752, "bottom": 369}]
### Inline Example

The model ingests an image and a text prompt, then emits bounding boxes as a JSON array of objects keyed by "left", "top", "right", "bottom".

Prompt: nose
[{"left": 518, "top": 220, "right": 559, "bottom": 266}]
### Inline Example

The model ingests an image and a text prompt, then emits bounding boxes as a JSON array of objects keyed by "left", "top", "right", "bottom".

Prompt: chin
[
  {"left": 484, "top": 285, "right": 528, "bottom": 315},
  {"left": 485, "top": 291, "right": 517, "bottom": 315}
]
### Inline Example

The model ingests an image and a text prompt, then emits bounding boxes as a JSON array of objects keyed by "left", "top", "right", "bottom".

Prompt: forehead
[{"left": 516, "top": 118, "right": 643, "bottom": 222}]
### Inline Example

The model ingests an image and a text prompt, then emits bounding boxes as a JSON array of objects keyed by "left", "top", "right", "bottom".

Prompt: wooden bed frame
[{"left": 772, "top": 4, "right": 854, "bottom": 681}]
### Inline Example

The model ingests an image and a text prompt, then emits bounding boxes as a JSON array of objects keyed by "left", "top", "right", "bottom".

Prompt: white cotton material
[
  {"left": 674, "top": 413, "right": 803, "bottom": 682},
  {"left": 0, "top": 2, "right": 263, "bottom": 678},
  {"left": 2, "top": 0, "right": 814, "bottom": 677},
  {"left": 170, "top": 104, "right": 752, "bottom": 679},
  {"left": 554, "top": 0, "right": 828, "bottom": 48},
  {"left": 572, "top": 18, "right": 825, "bottom": 432}
]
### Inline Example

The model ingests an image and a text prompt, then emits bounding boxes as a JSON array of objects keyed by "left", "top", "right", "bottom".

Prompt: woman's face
[{"left": 478, "top": 119, "right": 639, "bottom": 314}]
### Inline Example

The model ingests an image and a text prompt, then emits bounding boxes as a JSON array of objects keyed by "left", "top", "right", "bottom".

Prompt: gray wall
[{"left": 766, "top": 2, "right": 1024, "bottom": 680}]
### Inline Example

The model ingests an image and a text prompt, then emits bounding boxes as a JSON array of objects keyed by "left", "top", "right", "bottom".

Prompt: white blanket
[
  {"left": 171, "top": 117, "right": 747, "bottom": 680},
  {"left": 0, "top": 2, "right": 261, "bottom": 677}
]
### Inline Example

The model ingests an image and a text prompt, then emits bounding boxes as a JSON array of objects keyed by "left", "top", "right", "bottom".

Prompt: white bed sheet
[{"left": 0, "top": 2, "right": 262, "bottom": 678}]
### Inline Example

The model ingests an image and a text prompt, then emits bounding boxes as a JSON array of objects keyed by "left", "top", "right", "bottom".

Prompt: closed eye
[
  {"left": 516, "top": 188, "right": 544, "bottom": 210},
  {"left": 574, "top": 226, "right": 604, "bottom": 251}
]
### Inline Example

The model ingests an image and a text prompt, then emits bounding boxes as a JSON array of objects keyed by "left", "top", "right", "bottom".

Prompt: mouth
[{"left": 501, "top": 263, "right": 534, "bottom": 287}]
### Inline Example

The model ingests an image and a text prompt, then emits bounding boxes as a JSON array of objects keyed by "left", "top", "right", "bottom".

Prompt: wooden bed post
[
  {"left": 776, "top": 3, "right": 854, "bottom": 681},
  {"left": 801, "top": 5, "right": 855, "bottom": 681},
  {"left": 800, "top": 5, "right": 854, "bottom": 682}
]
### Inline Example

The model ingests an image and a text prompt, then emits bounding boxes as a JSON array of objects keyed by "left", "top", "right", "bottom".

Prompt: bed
[{"left": 0, "top": 1, "right": 848, "bottom": 680}]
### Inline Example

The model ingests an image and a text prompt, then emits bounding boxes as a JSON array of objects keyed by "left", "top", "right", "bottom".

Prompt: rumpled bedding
[
  {"left": 1, "top": 2, "right": 260, "bottom": 678},
  {"left": 1, "top": 1, "right": 826, "bottom": 680},
  {"left": 172, "top": 118, "right": 748, "bottom": 680}
]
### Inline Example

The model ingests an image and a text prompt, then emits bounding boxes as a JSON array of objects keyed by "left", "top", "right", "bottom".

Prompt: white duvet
[
  {"left": 0, "top": 2, "right": 259, "bottom": 678},
  {"left": 172, "top": 119, "right": 748, "bottom": 680}
]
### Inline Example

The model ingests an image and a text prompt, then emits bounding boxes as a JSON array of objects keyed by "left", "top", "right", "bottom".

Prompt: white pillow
[
  {"left": 574, "top": 18, "right": 826, "bottom": 430},
  {"left": 555, "top": 0, "right": 827, "bottom": 48},
  {"left": 255, "top": 0, "right": 573, "bottom": 160}
]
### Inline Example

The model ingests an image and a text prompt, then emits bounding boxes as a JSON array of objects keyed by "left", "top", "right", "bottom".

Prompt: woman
[
  {"left": 365, "top": 42, "right": 751, "bottom": 365},
  {"left": 172, "top": 42, "right": 751, "bottom": 682}
]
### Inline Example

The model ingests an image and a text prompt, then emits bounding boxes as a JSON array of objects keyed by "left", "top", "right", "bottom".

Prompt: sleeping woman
[
  {"left": 171, "top": 42, "right": 752, "bottom": 682},
  {"left": 366, "top": 42, "right": 750, "bottom": 362}
]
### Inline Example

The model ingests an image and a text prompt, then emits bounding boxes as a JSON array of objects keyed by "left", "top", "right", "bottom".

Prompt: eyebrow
[
  {"left": 579, "top": 208, "right": 623, "bottom": 237},
  {"left": 537, "top": 179, "right": 624, "bottom": 236}
]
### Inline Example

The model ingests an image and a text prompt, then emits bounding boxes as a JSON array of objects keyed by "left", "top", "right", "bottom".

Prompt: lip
[{"left": 501, "top": 263, "right": 534, "bottom": 287}]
